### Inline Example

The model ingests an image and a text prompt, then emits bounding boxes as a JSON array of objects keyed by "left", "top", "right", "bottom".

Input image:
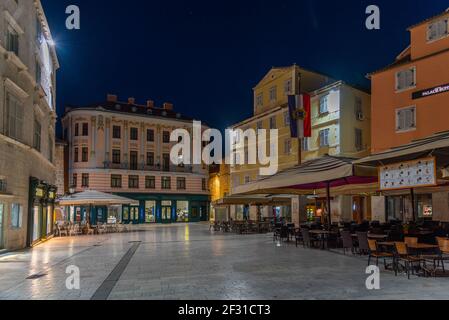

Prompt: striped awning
[
  {"left": 233, "top": 156, "right": 378, "bottom": 196},
  {"left": 58, "top": 190, "right": 139, "bottom": 206}
]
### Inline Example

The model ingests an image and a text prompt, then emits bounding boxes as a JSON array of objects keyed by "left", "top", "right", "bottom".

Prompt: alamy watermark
[
  {"left": 365, "top": 266, "right": 381, "bottom": 290},
  {"left": 66, "top": 265, "right": 81, "bottom": 290},
  {"left": 365, "top": 5, "right": 380, "bottom": 30},
  {"left": 66, "top": 5, "right": 80, "bottom": 30}
]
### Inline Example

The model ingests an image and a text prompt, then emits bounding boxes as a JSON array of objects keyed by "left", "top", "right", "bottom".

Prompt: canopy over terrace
[
  {"left": 233, "top": 156, "right": 378, "bottom": 226},
  {"left": 58, "top": 190, "right": 139, "bottom": 206},
  {"left": 213, "top": 194, "right": 293, "bottom": 207}
]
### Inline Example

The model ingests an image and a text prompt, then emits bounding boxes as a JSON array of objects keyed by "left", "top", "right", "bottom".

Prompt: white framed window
[
  {"left": 302, "top": 137, "right": 310, "bottom": 152},
  {"left": 396, "top": 67, "right": 416, "bottom": 91},
  {"left": 319, "top": 95, "right": 329, "bottom": 114},
  {"left": 11, "top": 203, "right": 23, "bottom": 229},
  {"left": 319, "top": 129, "right": 330, "bottom": 147},
  {"left": 5, "top": 92, "right": 24, "bottom": 142},
  {"left": 355, "top": 128, "right": 363, "bottom": 151},
  {"left": 256, "top": 94, "right": 263, "bottom": 108},
  {"left": 284, "top": 111, "right": 290, "bottom": 126},
  {"left": 269, "top": 86, "right": 277, "bottom": 102},
  {"left": 284, "top": 79, "right": 293, "bottom": 95},
  {"left": 284, "top": 139, "right": 292, "bottom": 155},
  {"left": 396, "top": 106, "right": 416, "bottom": 132},
  {"left": 428, "top": 19, "right": 448, "bottom": 42}
]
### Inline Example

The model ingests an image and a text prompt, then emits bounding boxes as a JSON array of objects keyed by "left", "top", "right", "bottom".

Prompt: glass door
[
  {"left": 0, "top": 204, "right": 4, "bottom": 249},
  {"left": 130, "top": 206, "right": 140, "bottom": 224}
]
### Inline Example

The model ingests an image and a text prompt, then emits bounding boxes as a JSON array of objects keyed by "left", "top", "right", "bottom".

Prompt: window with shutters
[
  {"left": 6, "top": 93, "right": 24, "bottom": 142},
  {"left": 256, "top": 94, "right": 263, "bottom": 108},
  {"left": 319, "top": 95, "right": 329, "bottom": 114},
  {"left": 269, "top": 86, "right": 277, "bottom": 102},
  {"left": 33, "top": 119, "right": 41, "bottom": 152},
  {"left": 427, "top": 19, "right": 448, "bottom": 42},
  {"left": 284, "top": 112, "right": 290, "bottom": 126},
  {"left": 396, "top": 106, "right": 416, "bottom": 132},
  {"left": 284, "top": 139, "right": 292, "bottom": 155},
  {"left": 284, "top": 79, "right": 293, "bottom": 95},
  {"left": 319, "top": 129, "right": 330, "bottom": 147},
  {"left": 355, "top": 128, "right": 363, "bottom": 152},
  {"left": 396, "top": 67, "right": 416, "bottom": 91}
]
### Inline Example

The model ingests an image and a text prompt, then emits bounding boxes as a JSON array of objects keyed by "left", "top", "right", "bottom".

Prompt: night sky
[{"left": 41, "top": 0, "right": 448, "bottom": 136}]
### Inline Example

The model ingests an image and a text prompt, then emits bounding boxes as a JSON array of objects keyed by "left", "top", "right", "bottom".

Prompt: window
[
  {"left": 396, "top": 67, "right": 416, "bottom": 91},
  {"left": 72, "top": 174, "right": 77, "bottom": 187},
  {"left": 112, "top": 149, "right": 121, "bottom": 164},
  {"left": 111, "top": 175, "right": 122, "bottom": 188},
  {"left": 10, "top": 204, "right": 22, "bottom": 229},
  {"left": 355, "top": 97, "right": 363, "bottom": 120},
  {"left": 33, "top": 119, "right": 41, "bottom": 151},
  {"left": 6, "top": 93, "right": 24, "bottom": 142},
  {"left": 75, "top": 123, "right": 79, "bottom": 137},
  {"left": 163, "top": 131, "right": 170, "bottom": 143},
  {"left": 35, "top": 60, "right": 41, "bottom": 85},
  {"left": 82, "top": 123, "right": 89, "bottom": 136},
  {"left": 146, "top": 152, "right": 154, "bottom": 166},
  {"left": 112, "top": 126, "right": 121, "bottom": 139},
  {"left": 177, "top": 177, "right": 186, "bottom": 190},
  {"left": 396, "top": 106, "right": 416, "bottom": 132},
  {"left": 147, "top": 129, "right": 154, "bottom": 142},
  {"left": 319, "top": 129, "right": 330, "bottom": 147},
  {"left": 355, "top": 128, "right": 363, "bottom": 151},
  {"left": 6, "top": 27, "right": 19, "bottom": 55},
  {"left": 284, "top": 111, "right": 290, "bottom": 126},
  {"left": 202, "top": 178, "right": 207, "bottom": 191},
  {"left": 129, "top": 175, "right": 139, "bottom": 189},
  {"left": 145, "top": 176, "right": 156, "bottom": 189},
  {"left": 48, "top": 136, "right": 53, "bottom": 162},
  {"left": 269, "top": 86, "right": 277, "bottom": 102},
  {"left": 163, "top": 153, "right": 170, "bottom": 171},
  {"left": 302, "top": 137, "right": 309, "bottom": 152},
  {"left": 270, "top": 116, "right": 277, "bottom": 130},
  {"left": 284, "top": 79, "right": 293, "bottom": 95},
  {"left": 256, "top": 94, "right": 263, "bottom": 108},
  {"left": 74, "top": 147, "right": 79, "bottom": 163},
  {"left": 130, "top": 151, "right": 138, "bottom": 170},
  {"left": 36, "top": 17, "right": 43, "bottom": 43},
  {"left": 244, "top": 176, "right": 250, "bottom": 184},
  {"left": 257, "top": 121, "right": 263, "bottom": 130},
  {"left": 82, "top": 147, "right": 88, "bottom": 162},
  {"left": 130, "top": 128, "right": 138, "bottom": 141},
  {"left": 0, "top": 179, "right": 6, "bottom": 193},
  {"left": 284, "top": 139, "right": 292, "bottom": 155},
  {"left": 319, "top": 95, "right": 329, "bottom": 114},
  {"left": 428, "top": 19, "right": 448, "bottom": 41},
  {"left": 81, "top": 174, "right": 89, "bottom": 188},
  {"left": 162, "top": 177, "right": 171, "bottom": 190}
]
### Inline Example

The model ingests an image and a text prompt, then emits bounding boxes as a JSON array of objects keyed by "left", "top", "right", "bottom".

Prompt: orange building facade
[{"left": 371, "top": 9, "right": 449, "bottom": 153}]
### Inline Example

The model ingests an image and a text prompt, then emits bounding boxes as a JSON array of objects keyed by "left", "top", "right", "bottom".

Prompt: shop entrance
[
  {"left": 0, "top": 204, "right": 4, "bottom": 249},
  {"left": 162, "top": 206, "right": 172, "bottom": 223},
  {"left": 130, "top": 206, "right": 139, "bottom": 224}
]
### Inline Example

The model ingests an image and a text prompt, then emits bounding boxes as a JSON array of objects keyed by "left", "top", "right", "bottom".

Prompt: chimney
[
  {"left": 107, "top": 94, "right": 117, "bottom": 102},
  {"left": 146, "top": 100, "right": 155, "bottom": 108},
  {"left": 128, "top": 97, "right": 136, "bottom": 105},
  {"left": 163, "top": 102, "right": 174, "bottom": 111}
]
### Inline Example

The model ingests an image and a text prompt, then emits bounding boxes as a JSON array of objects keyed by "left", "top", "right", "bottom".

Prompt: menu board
[{"left": 379, "top": 157, "right": 437, "bottom": 191}]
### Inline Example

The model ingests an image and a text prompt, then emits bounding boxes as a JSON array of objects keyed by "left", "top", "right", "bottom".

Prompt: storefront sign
[
  {"left": 412, "top": 83, "right": 449, "bottom": 100},
  {"left": 379, "top": 157, "right": 437, "bottom": 191},
  {"left": 35, "top": 187, "right": 44, "bottom": 198}
]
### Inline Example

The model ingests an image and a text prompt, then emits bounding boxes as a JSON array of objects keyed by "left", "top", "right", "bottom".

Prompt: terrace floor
[{"left": 0, "top": 223, "right": 448, "bottom": 300}]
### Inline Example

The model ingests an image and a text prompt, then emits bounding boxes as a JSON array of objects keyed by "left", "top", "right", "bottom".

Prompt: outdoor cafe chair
[
  {"left": 421, "top": 238, "right": 449, "bottom": 275},
  {"left": 341, "top": 231, "right": 355, "bottom": 255},
  {"left": 368, "top": 239, "right": 394, "bottom": 269},
  {"left": 357, "top": 232, "right": 370, "bottom": 255},
  {"left": 300, "top": 229, "right": 320, "bottom": 249},
  {"left": 393, "top": 242, "right": 424, "bottom": 280}
]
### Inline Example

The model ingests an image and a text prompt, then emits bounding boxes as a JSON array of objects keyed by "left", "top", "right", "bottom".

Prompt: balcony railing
[{"left": 104, "top": 162, "right": 193, "bottom": 173}]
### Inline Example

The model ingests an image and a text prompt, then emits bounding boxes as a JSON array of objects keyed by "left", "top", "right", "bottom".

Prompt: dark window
[
  {"left": 145, "top": 176, "right": 156, "bottom": 189},
  {"left": 202, "top": 178, "right": 207, "bottom": 191},
  {"left": 33, "top": 119, "right": 41, "bottom": 151},
  {"left": 113, "top": 126, "right": 121, "bottom": 139},
  {"left": 146, "top": 152, "right": 154, "bottom": 166},
  {"left": 161, "top": 177, "right": 171, "bottom": 190},
  {"left": 72, "top": 174, "right": 77, "bottom": 187},
  {"left": 6, "top": 28, "right": 19, "bottom": 56},
  {"left": 163, "top": 153, "right": 170, "bottom": 171},
  {"left": 74, "top": 123, "right": 79, "bottom": 136},
  {"left": 74, "top": 147, "right": 79, "bottom": 163},
  {"left": 130, "top": 128, "right": 138, "bottom": 141},
  {"left": 112, "top": 149, "right": 121, "bottom": 164},
  {"left": 81, "top": 174, "right": 89, "bottom": 187},
  {"left": 177, "top": 178, "right": 186, "bottom": 190},
  {"left": 147, "top": 129, "right": 154, "bottom": 142},
  {"left": 111, "top": 175, "right": 122, "bottom": 188},
  {"left": 82, "top": 147, "right": 89, "bottom": 162},
  {"left": 129, "top": 175, "right": 139, "bottom": 189},
  {"left": 163, "top": 131, "right": 170, "bottom": 143},
  {"left": 130, "top": 151, "right": 138, "bottom": 170},
  {"left": 82, "top": 123, "right": 89, "bottom": 136}
]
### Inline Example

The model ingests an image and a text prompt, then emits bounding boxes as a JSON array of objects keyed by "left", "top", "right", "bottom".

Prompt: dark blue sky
[{"left": 41, "top": 0, "right": 448, "bottom": 135}]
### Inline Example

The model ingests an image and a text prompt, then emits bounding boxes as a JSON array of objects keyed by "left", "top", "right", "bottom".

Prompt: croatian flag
[{"left": 288, "top": 94, "right": 311, "bottom": 139}]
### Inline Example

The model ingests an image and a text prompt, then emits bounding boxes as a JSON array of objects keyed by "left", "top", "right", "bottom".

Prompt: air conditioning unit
[{"left": 357, "top": 112, "right": 365, "bottom": 121}]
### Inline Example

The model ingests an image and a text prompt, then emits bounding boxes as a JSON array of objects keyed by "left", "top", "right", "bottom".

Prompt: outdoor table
[
  {"left": 352, "top": 234, "right": 388, "bottom": 240},
  {"left": 309, "top": 230, "right": 335, "bottom": 250}
]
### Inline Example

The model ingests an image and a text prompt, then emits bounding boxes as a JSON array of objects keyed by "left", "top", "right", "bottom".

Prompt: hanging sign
[{"left": 379, "top": 157, "right": 437, "bottom": 191}]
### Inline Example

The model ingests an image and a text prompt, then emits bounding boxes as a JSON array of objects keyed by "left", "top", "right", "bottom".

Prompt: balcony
[{"left": 104, "top": 162, "right": 193, "bottom": 173}]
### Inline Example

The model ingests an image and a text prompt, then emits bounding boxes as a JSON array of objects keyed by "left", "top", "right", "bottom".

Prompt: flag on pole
[{"left": 288, "top": 94, "right": 312, "bottom": 139}]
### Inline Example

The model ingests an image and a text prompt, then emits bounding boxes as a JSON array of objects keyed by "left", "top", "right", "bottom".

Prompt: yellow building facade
[{"left": 229, "top": 65, "right": 373, "bottom": 224}]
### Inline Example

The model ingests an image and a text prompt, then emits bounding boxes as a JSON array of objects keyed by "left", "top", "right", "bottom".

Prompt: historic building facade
[
  {"left": 0, "top": 0, "right": 59, "bottom": 250},
  {"left": 370, "top": 8, "right": 449, "bottom": 223},
  {"left": 229, "top": 65, "right": 372, "bottom": 224},
  {"left": 62, "top": 95, "right": 210, "bottom": 224}
]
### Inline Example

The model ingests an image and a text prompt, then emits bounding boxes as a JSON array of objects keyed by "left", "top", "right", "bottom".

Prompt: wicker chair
[{"left": 368, "top": 239, "right": 394, "bottom": 268}]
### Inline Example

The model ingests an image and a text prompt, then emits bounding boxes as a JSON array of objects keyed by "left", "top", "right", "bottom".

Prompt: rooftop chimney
[
  {"left": 128, "top": 97, "right": 136, "bottom": 105},
  {"left": 163, "top": 102, "right": 174, "bottom": 111},
  {"left": 107, "top": 94, "right": 118, "bottom": 102},
  {"left": 146, "top": 100, "right": 155, "bottom": 108}
]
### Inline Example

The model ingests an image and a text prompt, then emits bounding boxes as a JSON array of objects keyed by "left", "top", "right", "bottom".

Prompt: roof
[
  {"left": 64, "top": 100, "right": 197, "bottom": 123},
  {"left": 354, "top": 130, "right": 449, "bottom": 167},
  {"left": 407, "top": 8, "right": 449, "bottom": 30},
  {"left": 368, "top": 53, "right": 412, "bottom": 77},
  {"left": 233, "top": 155, "right": 378, "bottom": 196},
  {"left": 58, "top": 190, "right": 139, "bottom": 206}
]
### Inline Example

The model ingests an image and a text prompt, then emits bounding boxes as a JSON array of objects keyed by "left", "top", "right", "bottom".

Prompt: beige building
[
  {"left": 0, "top": 0, "right": 59, "bottom": 250},
  {"left": 229, "top": 65, "right": 372, "bottom": 224}
]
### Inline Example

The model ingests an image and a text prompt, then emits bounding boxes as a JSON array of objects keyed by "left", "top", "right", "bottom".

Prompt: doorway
[
  {"left": 130, "top": 206, "right": 140, "bottom": 224},
  {"left": 161, "top": 206, "right": 172, "bottom": 224}
]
